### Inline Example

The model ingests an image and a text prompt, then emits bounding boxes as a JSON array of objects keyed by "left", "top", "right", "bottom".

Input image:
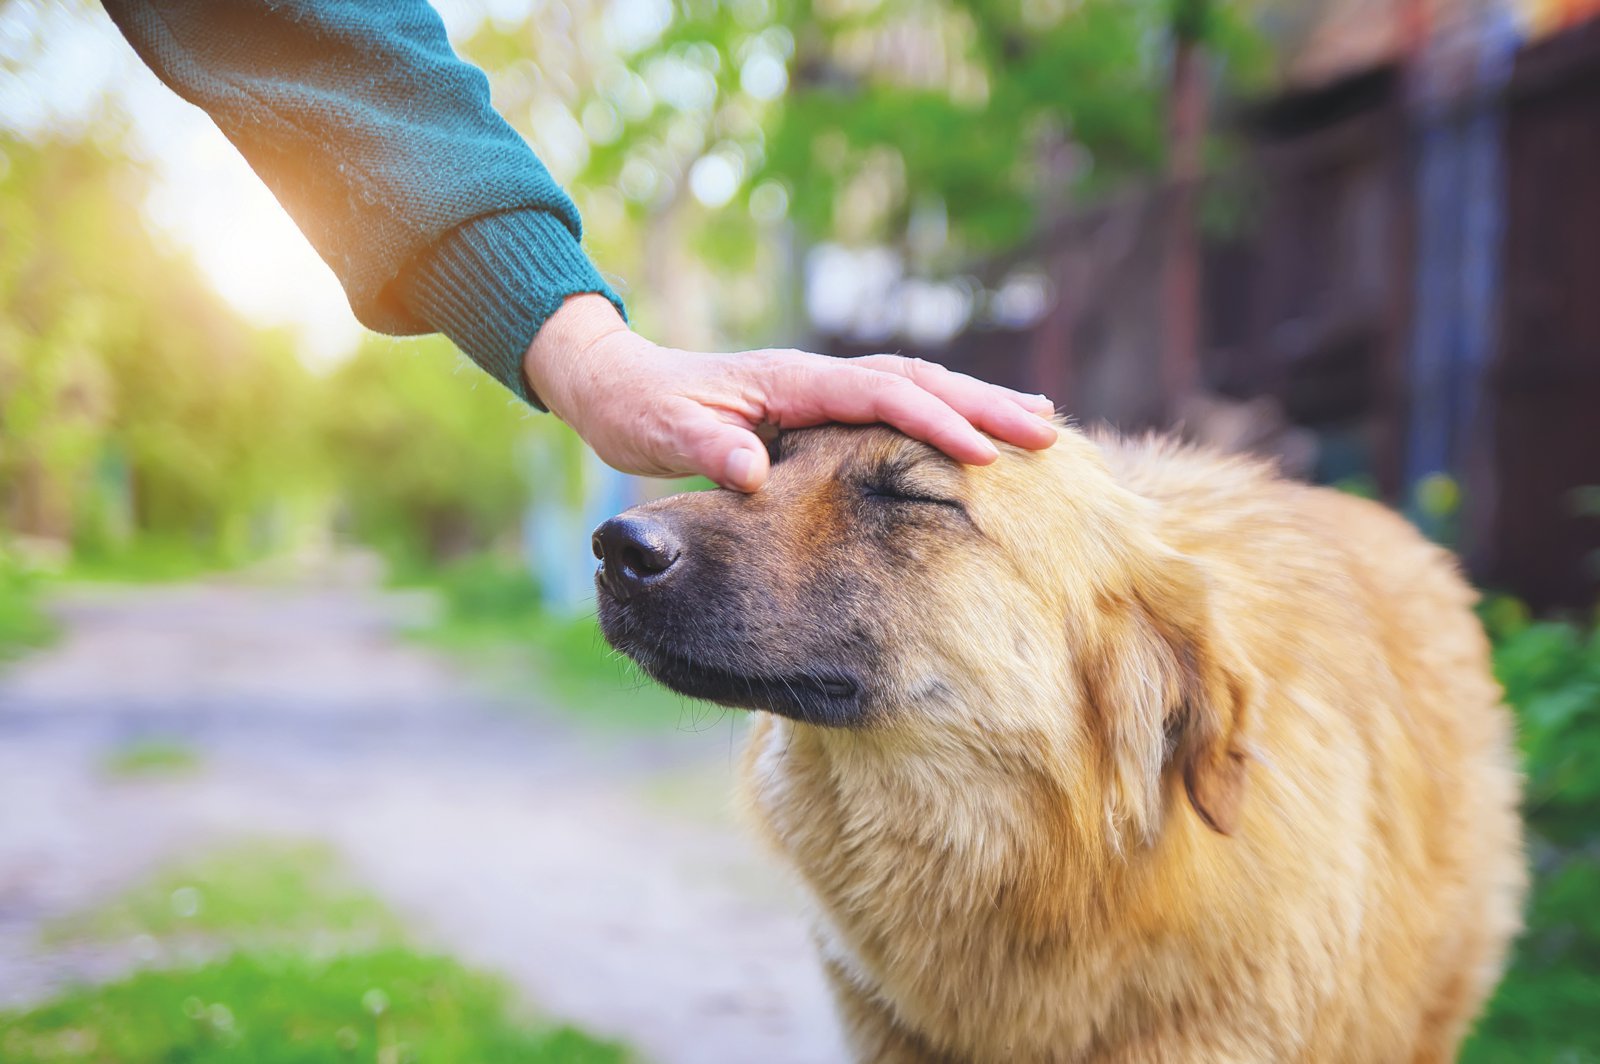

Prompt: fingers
[
  {"left": 767, "top": 359, "right": 1004, "bottom": 465},
  {"left": 852, "top": 355, "right": 1058, "bottom": 451},
  {"left": 670, "top": 400, "right": 772, "bottom": 491},
  {"left": 1019, "top": 392, "right": 1058, "bottom": 417},
  {"left": 573, "top": 342, "right": 1057, "bottom": 493},
  {"left": 856, "top": 354, "right": 1055, "bottom": 415}
]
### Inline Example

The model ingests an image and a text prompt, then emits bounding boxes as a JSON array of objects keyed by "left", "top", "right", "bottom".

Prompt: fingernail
[
  {"left": 726, "top": 448, "right": 759, "bottom": 490},
  {"left": 974, "top": 437, "right": 1000, "bottom": 462}
]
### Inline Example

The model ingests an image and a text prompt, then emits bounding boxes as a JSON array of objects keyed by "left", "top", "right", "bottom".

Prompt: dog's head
[{"left": 594, "top": 424, "right": 1250, "bottom": 841}]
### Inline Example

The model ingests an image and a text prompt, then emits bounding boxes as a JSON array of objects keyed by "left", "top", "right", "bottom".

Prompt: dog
[{"left": 593, "top": 422, "right": 1525, "bottom": 1063}]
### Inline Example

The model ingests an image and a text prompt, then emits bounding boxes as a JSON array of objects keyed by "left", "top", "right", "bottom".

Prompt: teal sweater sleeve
[{"left": 101, "top": 0, "right": 625, "bottom": 405}]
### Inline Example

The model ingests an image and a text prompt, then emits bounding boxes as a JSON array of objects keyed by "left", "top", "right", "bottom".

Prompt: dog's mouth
[{"left": 619, "top": 644, "right": 864, "bottom": 727}]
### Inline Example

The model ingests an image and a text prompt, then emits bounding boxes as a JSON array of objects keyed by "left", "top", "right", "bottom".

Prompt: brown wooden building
[{"left": 819, "top": 13, "right": 1600, "bottom": 611}]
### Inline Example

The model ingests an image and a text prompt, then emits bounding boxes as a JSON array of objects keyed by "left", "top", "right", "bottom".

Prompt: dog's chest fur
[{"left": 739, "top": 717, "right": 1265, "bottom": 1062}]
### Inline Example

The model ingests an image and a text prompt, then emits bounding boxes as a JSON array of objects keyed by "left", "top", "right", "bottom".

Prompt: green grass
[
  {"left": 421, "top": 610, "right": 727, "bottom": 733},
  {"left": 43, "top": 841, "right": 397, "bottom": 947},
  {"left": 0, "top": 586, "right": 55, "bottom": 663},
  {"left": 403, "top": 555, "right": 724, "bottom": 733},
  {"left": 10, "top": 840, "right": 633, "bottom": 1063},
  {"left": 61, "top": 539, "right": 226, "bottom": 584},
  {"left": 0, "top": 949, "right": 629, "bottom": 1064},
  {"left": 100, "top": 738, "right": 202, "bottom": 779},
  {"left": 0, "top": 547, "right": 58, "bottom": 664}
]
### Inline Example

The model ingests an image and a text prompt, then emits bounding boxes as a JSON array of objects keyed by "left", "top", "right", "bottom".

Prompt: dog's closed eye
[
  {"left": 862, "top": 481, "right": 965, "bottom": 511},
  {"left": 857, "top": 449, "right": 969, "bottom": 515}
]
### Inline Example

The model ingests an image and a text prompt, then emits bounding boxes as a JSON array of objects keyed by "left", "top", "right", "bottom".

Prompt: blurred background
[{"left": 0, "top": 0, "right": 1597, "bottom": 1060}]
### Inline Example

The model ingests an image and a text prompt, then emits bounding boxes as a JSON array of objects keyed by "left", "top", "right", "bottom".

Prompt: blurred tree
[
  {"left": 321, "top": 334, "right": 560, "bottom": 569},
  {"left": 1162, "top": 0, "right": 1211, "bottom": 409},
  {"left": 456, "top": 0, "right": 1270, "bottom": 343},
  {"left": 0, "top": 131, "right": 316, "bottom": 563}
]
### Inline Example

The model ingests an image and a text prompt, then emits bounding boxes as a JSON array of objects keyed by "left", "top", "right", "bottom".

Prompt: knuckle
[
  {"left": 872, "top": 371, "right": 920, "bottom": 397},
  {"left": 747, "top": 349, "right": 786, "bottom": 374},
  {"left": 850, "top": 353, "right": 901, "bottom": 373}
]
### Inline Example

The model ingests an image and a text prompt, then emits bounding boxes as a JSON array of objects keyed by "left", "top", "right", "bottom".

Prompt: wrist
[{"left": 523, "top": 293, "right": 632, "bottom": 418}]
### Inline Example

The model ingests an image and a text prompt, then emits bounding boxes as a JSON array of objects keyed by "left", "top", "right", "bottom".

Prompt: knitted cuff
[{"left": 400, "top": 209, "right": 626, "bottom": 408}]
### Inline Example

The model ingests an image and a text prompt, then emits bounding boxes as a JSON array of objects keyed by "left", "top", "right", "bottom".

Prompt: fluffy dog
[{"left": 593, "top": 422, "right": 1525, "bottom": 1063}]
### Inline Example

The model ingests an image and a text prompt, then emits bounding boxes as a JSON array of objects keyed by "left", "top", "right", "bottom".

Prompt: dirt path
[{"left": 0, "top": 564, "right": 845, "bottom": 1063}]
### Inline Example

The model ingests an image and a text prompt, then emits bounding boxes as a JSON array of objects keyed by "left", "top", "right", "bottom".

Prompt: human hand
[{"left": 524, "top": 294, "right": 1058, "bottom": 492}]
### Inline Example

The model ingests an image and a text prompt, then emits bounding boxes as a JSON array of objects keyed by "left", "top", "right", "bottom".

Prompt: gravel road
[{"left": 0, "top": 566, "right": 845, "bottom": 1063}]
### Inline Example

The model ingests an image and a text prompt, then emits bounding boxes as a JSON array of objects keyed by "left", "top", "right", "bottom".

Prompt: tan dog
[{"left": 593, "top": 423, "right": 1525, "bottom": 1063}]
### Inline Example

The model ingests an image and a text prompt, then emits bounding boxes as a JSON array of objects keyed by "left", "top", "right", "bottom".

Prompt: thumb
[{"left": 674, "top": 405, "right": 771, "bottom": 491}]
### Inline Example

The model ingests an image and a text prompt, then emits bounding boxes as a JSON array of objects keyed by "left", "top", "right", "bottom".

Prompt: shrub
[
  {"left": 0, "top": 543, "right": 56, "bottom": 662},
  {"left": 1465, "top": 604, "right": 1600, "bottom": 1062}
]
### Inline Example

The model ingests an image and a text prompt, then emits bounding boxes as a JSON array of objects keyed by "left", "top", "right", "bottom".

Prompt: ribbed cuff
[{"left": 400, "top": 210, "right": 626, "bottom": 408}]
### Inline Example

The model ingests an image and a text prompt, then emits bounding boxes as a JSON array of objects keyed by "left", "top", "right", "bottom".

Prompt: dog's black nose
[{"left": 592, "top": 515, "right": 682, "bottom": 600}]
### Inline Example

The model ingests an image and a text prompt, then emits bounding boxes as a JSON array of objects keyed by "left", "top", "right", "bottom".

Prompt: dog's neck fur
[{"left": 742, "top": 713, "right": 1218, "bottom": 1060}]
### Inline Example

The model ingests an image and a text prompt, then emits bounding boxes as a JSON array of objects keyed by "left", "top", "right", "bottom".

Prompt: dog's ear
[
  {"left": 1137, "top": 553, "right": 1252, "bottom": 837},
  {"left": 1087, "top": 550, "right": 1252, "bottom": 843}
]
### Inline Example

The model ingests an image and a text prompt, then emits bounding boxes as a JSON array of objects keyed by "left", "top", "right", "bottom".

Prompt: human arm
[
  {"left": 103, "top": 0, "right": 1057, "bottom": 489},
  {"left": 100, "top": 0, "right": 621, "bottom": 402}
]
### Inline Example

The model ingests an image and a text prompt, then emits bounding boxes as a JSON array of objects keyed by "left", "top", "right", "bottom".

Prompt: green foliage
[
  {"left": 1411, "top": 471, "right": 1464, "bottom": 549},
  {"left": 0, "top": 133, "right": 318, "bottom": 570},
  {"left": 0, "top": 542, "right": 57, "bottom": 662},
  {"left": 1464, "top": 607, "right": 1600, "bottom": 1062},
  {"left": 99, "top": 738, "right": 203, "bottom": 779},
  {"left": 1468, "top": 857, "right": 1600, "bottom": 1064},
  {"left": 0, "top": 125, "right": 558, "bottom": 579},
  {"left": 420, "top": 552, "right": 545, "bottom": 624},
  {"left": 1332, "top": 474, "right": 1379, "bottom": 500},
  {"left": 61, "top": 538, "right": 227, "bottom": 584},
  {"left": 1484, "top": 604, "right": 1600, "bottom": 849},
  {"left": 11, "top": 841, "right": 632, "bottom": 1063},
  {"left": 408, "top": 555, "right": 716, "bottom": 732},
  {"left": 764, "top": 0, "right": 1169, "bottom": 251},
  {"left": 322, "top": 337, "right": 538, "bottom": 569},
  {"left": 460, "top": 0, "right": 1272, "bottom": 341}
]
